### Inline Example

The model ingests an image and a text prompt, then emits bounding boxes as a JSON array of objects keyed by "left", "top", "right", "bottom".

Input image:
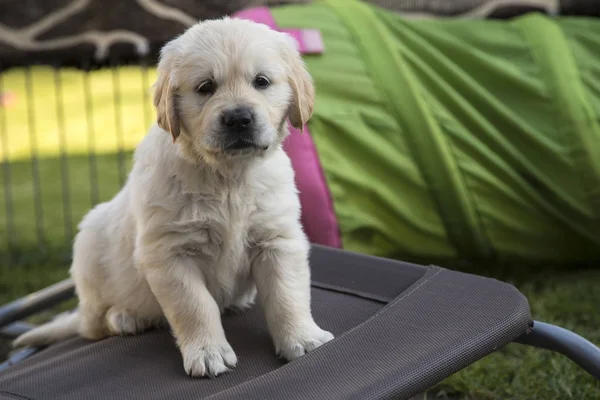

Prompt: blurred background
[{"left": 0, "top": 0, "right": 599, "bottom": 398}]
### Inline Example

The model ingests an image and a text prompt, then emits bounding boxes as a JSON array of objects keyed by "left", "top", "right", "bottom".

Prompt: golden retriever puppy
[{"left": 13, "top": 17, "right": 334, "bottom": 378}]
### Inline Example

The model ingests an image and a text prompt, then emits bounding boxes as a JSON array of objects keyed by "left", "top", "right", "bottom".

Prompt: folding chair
[{"left": 0, "top": 245, "right": 598, "bottom": 400}]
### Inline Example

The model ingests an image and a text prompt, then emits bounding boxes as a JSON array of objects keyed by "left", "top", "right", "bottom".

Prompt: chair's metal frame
[{"left": 1, "top": 278, "right": 599, "bottom": 381}]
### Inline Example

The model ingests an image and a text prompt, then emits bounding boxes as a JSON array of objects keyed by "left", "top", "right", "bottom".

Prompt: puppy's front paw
[
  {"left": 182, "top": 341, "right": 237, "bottom": 378},
  {"left": 276, "top": 324, "right": 334, "bottom": 362}
]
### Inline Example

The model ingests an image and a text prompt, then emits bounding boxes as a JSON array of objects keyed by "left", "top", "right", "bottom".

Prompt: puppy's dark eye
[
  {"left": 197, "top": 79, "right": 216, "bottom": 95},
  {"left": 253, "top": 75, "right": 270, "bottom": 89}
]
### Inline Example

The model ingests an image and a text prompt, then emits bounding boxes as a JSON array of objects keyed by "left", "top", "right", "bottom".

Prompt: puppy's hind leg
[
  {"left": 70, "top": 229, "right": 111, "bottom": 341},
  {"left": 105, "top": 307, "right": 162, "bottom": 336},
  {"left": 229, "top": 286, "right": 257, "bottom": 313},
  {"left": 78, "top": 301, "right": 110, "bottom": 341}
]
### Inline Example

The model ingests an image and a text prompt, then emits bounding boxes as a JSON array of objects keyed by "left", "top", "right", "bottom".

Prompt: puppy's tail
[{"left": 13, "top": 311, "right": 79, "bottom": 348}]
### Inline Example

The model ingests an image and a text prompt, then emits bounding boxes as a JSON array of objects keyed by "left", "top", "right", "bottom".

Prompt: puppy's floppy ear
[
  {"left": 153, "top": 41, "right": 180, "bottom": 142},
  {"left": 283, "top": 37, "right": 315, "bottom": 132}
]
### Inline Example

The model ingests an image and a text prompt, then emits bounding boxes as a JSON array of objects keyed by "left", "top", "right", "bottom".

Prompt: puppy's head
[{"left": 153, "top": 18, "right": 314, "bottom": 165}]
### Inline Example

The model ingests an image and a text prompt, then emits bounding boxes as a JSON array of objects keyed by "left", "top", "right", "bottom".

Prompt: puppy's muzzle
[{"left": 221, "top": 107, "right": 261, "bottom": 150}]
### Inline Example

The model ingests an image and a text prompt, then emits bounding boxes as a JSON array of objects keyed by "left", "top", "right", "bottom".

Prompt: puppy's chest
[
  {"left": 171, "top": 192, "right": 261, "bottom": 308},
  {"left": 173, "top": 191, "right": 259, "bottom": 263}
]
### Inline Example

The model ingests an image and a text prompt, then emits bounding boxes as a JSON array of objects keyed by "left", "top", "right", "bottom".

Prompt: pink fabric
[
  {"left": 283, "top": 125, "right": 342, "bottom": 248},
  {"left": 233, "top": 7, "right": 341, "bottom": 248},
  {"left": 233, "top": 7, "right": 325, "bottom": 54}
]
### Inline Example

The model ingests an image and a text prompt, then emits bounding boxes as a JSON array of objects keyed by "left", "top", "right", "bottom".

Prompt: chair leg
[
  {"left": 0, "top": 279, "right": 76, "bottom": 372},
  {"left": 515, "top": 320, "right": 600, "bottom": 380},
  {"left": 0, "top": 279, "right": 75, "bottom": 329},
  {"left": 0, "top": 321, "right": 35, "bottom": 340},
  {"left": 0, "top": 347, "right": 40, "bottom": 372}
]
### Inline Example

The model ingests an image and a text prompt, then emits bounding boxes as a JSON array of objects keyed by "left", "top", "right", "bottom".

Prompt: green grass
[{"left": 1, "top": 66, "right": 599, "bottom": 399}]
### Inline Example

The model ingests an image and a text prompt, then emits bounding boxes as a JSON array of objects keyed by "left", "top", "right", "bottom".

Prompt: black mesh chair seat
[{"left": 0, "top": 245, "right": 532, "bottom": 400}]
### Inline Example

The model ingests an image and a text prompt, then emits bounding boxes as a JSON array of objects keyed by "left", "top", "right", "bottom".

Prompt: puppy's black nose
[{"left": 222, "top": 108, "right": 254, "bottom": 129}]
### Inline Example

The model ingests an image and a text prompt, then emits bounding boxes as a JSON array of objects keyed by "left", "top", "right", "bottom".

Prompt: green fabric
[{"left": 272, "top": 0, "right": 600, "bottom": 263}]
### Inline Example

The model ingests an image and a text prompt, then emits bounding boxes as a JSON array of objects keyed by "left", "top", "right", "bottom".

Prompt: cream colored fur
[{"left": 13, "top": 17, "right": 333, "bottom": 378}]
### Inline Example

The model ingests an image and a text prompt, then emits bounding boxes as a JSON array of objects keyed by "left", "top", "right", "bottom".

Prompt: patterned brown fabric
[
  {"left": 0, "top": 0, "right": 597, "bottom": 67},
  {"left": 0, "top": 0, "right": 311, "bottom": 67}
]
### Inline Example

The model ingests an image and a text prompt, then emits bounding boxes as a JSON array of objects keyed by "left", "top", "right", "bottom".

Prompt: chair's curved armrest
[{"left": 515, "top": 320, "right": 600, "bottom": 380}]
